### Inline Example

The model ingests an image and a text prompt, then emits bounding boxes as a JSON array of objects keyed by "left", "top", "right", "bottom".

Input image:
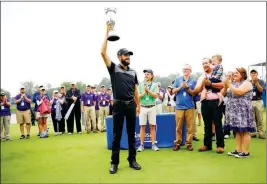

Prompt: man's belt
[
  {"left": 141, "top": 105, "right": 155, "bottom": 108},
  {"left": 252, "top": 98, "right": 262, "bottom": 101},
  {"left": 202, "top": 99, "right": 219, "bottom": 102},
  {"left": 114, "top": 99, "right": 134, "bottom": 105}
]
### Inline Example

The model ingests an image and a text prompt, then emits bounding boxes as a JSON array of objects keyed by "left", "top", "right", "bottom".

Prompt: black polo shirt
[{"left": 107, "top": 61, "right": 138, "bottom": 101}]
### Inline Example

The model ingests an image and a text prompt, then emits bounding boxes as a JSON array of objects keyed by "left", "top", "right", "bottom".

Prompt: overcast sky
[{"left": 1, "top": 2, "right": 266, "bottom": 96}]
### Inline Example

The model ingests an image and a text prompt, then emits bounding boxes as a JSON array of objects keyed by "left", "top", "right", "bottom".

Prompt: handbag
[{"left": 40, "top": 96, "right": 51, "bottom": 115}]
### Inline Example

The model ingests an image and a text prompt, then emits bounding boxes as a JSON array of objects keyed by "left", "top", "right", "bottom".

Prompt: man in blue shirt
[{"left": 172, "top": 64, "right": 197, "bottom": 151}]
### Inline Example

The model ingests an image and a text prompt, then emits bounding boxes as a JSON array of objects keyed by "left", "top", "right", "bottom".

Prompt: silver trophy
[{"left": 105, "top": 8, "right": 120, "bottom": 41}]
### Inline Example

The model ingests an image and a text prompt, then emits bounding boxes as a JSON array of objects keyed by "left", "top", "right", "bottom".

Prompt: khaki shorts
[
  {"left": 139, "top": 106, "right": 157, "bottom": 126},
  {"left": 36, "top": 112, "right": 49, "bottom": 118},
  {"left": 16, "top": 109, "right": 31, "bottom": 125}
]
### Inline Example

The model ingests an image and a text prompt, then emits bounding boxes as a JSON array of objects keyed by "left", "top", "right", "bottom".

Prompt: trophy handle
[{"left": 104, "top": 8, "right": 117, "bottom": 14}]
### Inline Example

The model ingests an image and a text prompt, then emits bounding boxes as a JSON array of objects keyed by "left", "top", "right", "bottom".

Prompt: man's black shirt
[{"left": 107, "top": 62, "right": 138, "bottom": 101}]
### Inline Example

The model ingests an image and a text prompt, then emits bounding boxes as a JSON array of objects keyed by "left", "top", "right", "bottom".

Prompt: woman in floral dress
[{"left": 222, "top": 67, "right": 255, "bottom": 158}]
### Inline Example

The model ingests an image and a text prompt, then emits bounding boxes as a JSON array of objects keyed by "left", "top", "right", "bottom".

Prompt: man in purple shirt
[
  {"left": 91, "top": 86, "right": 100, "bottom": 131},
  {"left": 0, "top": 92, "right": 12, "bottom": 141},
  {"left": 98, "top": 85, "right": 111, "bottom": 132},
  {"left": 15, "top": 85, "right": 32, "bottom": 139},
  {"left": 81, "top": 85, "right": 98, "bottom": 133}
]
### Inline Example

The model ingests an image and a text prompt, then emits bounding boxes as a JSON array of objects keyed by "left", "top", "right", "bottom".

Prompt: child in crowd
[{"left": 200, "top": 55, "right": 224, "bottom": 106}]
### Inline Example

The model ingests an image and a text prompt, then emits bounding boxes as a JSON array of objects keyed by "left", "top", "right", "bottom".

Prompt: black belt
[
  {"left": 252, "top": 99, "right": 262, "bottom": 101},
  {"left": 141, "top": 105, "right": 155, "bottom": 108},
  {"left": 18, "top": 109, "right": 30, "bottom": 111},
  {"left": 114, "top": 99, "right": 134, "bottom": 105},
  {"left": 84, "top": 105, "right": 93, "bottom": 107},
  {"left": 202, "top": 99, "right": 219, "bottom": 102}
]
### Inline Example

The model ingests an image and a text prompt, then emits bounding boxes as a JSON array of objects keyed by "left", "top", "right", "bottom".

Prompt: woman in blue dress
[{"left": 222, "top": 67, "right": 255, "bottom": 158}]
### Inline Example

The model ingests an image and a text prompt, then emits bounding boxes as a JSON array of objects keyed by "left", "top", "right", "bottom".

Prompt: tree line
[{"left": 2, "top": 72, "right": 203, "bottom": 102}]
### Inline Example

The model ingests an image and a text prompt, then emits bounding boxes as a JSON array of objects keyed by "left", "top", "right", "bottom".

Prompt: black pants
[
  {"left": 60, "top": 109, "right": 67, "bottom": 133},
  {"left": 109, "top": 105, "right": 113, "bottom": 116},
  {"left": 67, "top": 107, "right": 81, "bottom": 133},
  {"left": 201, "top": 100, "right": 224, "bottom": 149},
  {"left": 111, "top": 100, "right": 137, "bottom": 165},
  {"left": 51, "top": 111, "right": 60, "bottom": 132}
]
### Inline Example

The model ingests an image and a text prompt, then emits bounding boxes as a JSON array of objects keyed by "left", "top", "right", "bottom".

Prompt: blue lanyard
[{"left": 145, "top": 83, "right": 153, "bottom": 98}]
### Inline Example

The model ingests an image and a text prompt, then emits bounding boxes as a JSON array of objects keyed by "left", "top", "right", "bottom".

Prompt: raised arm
[
  {"left": 101, "top": 23, "right": 113, "bottom": 68},
  {"left": 221, "top": 79, "right": 230, "bottom": 96}
]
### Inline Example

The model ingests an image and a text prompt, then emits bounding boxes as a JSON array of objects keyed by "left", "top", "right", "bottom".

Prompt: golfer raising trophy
[{"left": 101, "top": 8, "right": 141, "bottom": 174}]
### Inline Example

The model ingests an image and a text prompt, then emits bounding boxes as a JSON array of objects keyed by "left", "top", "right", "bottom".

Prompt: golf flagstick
[{"left": 64, "top": 102, "right": 75, "bottom": 120}]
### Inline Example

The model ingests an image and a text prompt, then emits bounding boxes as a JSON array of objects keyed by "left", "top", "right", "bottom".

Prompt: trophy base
[{"left": 107, "top": 34, "right": 120, "bottom": 41}]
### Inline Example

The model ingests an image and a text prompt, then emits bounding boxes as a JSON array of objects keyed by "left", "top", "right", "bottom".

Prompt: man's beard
[{"left": 121, "top": 59, "right": 130, "bottom": 66}]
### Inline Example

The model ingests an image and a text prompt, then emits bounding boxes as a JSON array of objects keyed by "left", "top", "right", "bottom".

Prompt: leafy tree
[
  {"left": 60, "top": 81, "right": 87, "bottom": 93},
  {"left": 97, "top": 77, "right": 111, "bottom": 91},
  {"left": 21, "top": 81, "right": 35, "bottom": 95}
]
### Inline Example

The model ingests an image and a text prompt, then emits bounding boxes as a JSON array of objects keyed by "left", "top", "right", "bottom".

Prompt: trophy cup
[{"left": 105, "top": 8, "right": 120, "bottom": 41}]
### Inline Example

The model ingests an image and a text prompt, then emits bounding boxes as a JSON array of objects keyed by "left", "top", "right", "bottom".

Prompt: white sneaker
[
  {"left": 152, "top": 144, "right": 159, "bottom": 151},
  {"left": 68, "top": 132, "right": 72, "bottom": 135},
  {"left": 224, "top": 135, "right": 230, "bottom": 139},
  {"left": 137, "top": 145, "right": 144, "bottom": 152},
  {"left": 59, "top": 132, "right": 62, "bottom": 135},
  {"left": 78, "top": 132, "right": 82, "bottom": 134},
  {"left": 6, "top": 137, "right": 12, "bottom": 141}
]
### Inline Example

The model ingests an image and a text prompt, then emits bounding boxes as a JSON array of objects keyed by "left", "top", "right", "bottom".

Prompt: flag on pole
[{"left": 64, "top": 103, "right": 75, "bottom": 120}]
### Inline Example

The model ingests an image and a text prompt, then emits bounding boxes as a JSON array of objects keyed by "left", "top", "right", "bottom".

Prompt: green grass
[{"left": 1, "top": 110, "right": 266, "bottom": 183}]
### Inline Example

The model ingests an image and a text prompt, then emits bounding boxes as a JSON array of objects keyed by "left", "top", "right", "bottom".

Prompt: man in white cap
[
  {"left": 81, "top": 85, "right": 97, "bottom": 133},
  {"left": 15, "top": 85, "right": 32, "bottom": 139},
  {"left": 98, "top": 85, "right": 111, "bottom": 132}
]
